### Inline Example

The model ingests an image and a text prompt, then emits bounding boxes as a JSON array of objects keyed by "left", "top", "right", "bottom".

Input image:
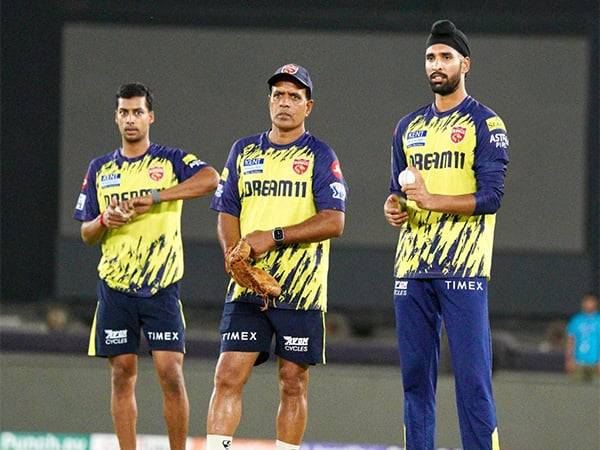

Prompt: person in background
[{"left": 565, "top": 292, "right": 600, "bottom": 382}]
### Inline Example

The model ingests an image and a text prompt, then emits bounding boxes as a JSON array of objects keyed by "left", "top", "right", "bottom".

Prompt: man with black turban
[{"left": 384, "top": 20, "right": 509, "bottom": 450}]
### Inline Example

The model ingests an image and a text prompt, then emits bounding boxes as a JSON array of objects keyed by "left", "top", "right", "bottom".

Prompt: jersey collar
[
  {"left": 431, "top": 95, "right": 473, "bottom": 118},
  {"left": 115, "top": 143, "right": 156, "bottom": 164},
  {"left": 262, "top": 131, "right": 310, "bottom": 150}
]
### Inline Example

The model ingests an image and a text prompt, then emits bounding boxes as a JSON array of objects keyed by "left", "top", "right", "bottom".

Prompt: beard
[{"left": 428, "top": 70, "right": 461, "bottom": 96}]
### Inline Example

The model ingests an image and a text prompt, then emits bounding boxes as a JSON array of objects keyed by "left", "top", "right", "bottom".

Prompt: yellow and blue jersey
[
  {"left": 390, "top": 96, "right": 509, "bottom": 279},
  {"left": 211, "top": 131, "right": 347, "bottom": 311},
  {"left": 74, "top": 143, "right": 208, "bottom": 297}
]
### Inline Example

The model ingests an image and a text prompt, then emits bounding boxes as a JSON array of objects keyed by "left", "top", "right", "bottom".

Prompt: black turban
[{"left": 426, "top": 20, "right": 470, "bottom": 57}]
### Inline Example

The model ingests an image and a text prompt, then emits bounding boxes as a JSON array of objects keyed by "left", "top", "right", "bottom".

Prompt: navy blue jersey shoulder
[
  {"left": 395, "top": 97, "right": 502, "bottom": 135},
  {"left": 116, "top": 143, "right": 187, "bottom": 162},
  {"left": 464, "top": 98, "right": 502, "bottom": 125},
  {"left": 85, "top": 144, "right": 190, "bottom": 167},
  {"left": 230, "top": 133, "right": 265, "bottom": 155},
  {"left": 469, "top": 98, "right": 497, "bottom": 117},
  {"left": 148, "top": 143, "right": 185, "bottom": 157},
  {"left": 88, "top": 149, "right": 119, "bottom": 172},
  {"left": 220, "top": 133, "right": 264, "bottom": 160},
  {"left": 232, "top": 131, "right": 336, "bottom": 159},
  {"left": 303, "top": 133, "right": 336, "bottom": 157},
  {"left": 394, "top": 105, "right": 429, "bottom": 137}
]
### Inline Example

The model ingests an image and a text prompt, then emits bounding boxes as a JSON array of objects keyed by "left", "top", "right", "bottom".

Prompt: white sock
[
  {"left": 275, "top": 440, "right": 300, "bottom": 450},
  {"left": 206, "top": 434, "right": 233, "bottom": 450}
]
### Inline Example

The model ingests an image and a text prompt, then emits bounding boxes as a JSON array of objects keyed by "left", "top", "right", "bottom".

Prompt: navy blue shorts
[
  {"left": 219, "top": 301, "right": 326, "bottom": 366},
  {"left": 88, "top": 280, "right": 186, "bottom": 357}
]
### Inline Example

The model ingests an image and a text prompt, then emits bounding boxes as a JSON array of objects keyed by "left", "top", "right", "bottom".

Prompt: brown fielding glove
[{"left": 225, "top": 239, "right": 282, "bottom": 310}]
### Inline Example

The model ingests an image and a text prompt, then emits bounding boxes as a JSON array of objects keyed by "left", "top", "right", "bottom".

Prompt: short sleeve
[
  {"left": 170, "top": 149, "right": 209, "bottom": 182},
  {"left": 210, "top": 142, "right": 241, "bottom": 216},
  {"left": 73, "top": 163, "right": 100, "bottom": 222},
  {"left": 312, "top": 145, "right": 347, "bottom": 212}
]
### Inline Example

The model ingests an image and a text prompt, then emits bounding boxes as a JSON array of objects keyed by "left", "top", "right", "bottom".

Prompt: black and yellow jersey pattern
[
  {"left": 390, "top": 96, "right": 509, "bottom": 279},
  {"left": 211, "top": 131, "right": 347, "bottom": 311},
  {"left": 74, "top": 144, "right": 208, "bottom": 296}
]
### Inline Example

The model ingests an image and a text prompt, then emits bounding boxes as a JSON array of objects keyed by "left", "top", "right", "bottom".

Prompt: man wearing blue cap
[
  {"left": 206, "top": 64, "right": 347, "bottom": 450},
  {"left": 384, "top": 20, "right": 508, "bottom": 450}
]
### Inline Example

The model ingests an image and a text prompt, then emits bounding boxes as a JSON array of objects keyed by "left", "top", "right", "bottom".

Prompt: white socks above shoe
[
  {"left": 275, "top": 440, "right": 300, "bottom": 450},
  {"left": 206, "top": 435, "right": 233, "bottom": 450}
]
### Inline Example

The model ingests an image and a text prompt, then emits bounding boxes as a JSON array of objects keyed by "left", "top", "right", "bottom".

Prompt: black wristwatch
[{"left": 272, "top": 227, "right": 285, "bottom": 247}]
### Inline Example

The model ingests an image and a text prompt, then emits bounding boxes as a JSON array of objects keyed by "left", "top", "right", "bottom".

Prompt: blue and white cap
[{"left": 267, "top": 63, "right": 313, "bottom": 97}]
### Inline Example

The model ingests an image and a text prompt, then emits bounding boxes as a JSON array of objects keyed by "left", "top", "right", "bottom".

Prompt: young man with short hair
[{"left": 74, "top": 82, "right": 219, "bottom": 450}]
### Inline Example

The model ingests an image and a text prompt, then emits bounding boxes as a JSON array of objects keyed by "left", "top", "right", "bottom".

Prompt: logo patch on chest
[
  {"left": 451, "top": 126, "right": 466, "bottom": 143},
  {"left": 293, "top": 159, "right": 310, "bottom": 175},
  {"left": 243, "top": 158, "right": 264, "bottom": 174},
  {"left": 406, "top": 130, "right": 427, "bottom": 148},
  {"left": 100, "top": 173, "right": 121, "bottom": 188},
  {"left": 148, "top": 166, "right": 164, "bottom": 181}
]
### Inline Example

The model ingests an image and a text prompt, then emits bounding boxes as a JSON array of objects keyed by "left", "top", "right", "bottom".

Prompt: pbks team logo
[
  {"left": 293, "top": 159, "right": 310, "bottom": 175},
  {"left": 451, "top": 126, "right": 466, "bottom": 143},
  {"left": 281, "top": 64, "right": 299, "bottom": 74},
  {"left": 148, "top": 166, "right": 164, "bottom": 181}
]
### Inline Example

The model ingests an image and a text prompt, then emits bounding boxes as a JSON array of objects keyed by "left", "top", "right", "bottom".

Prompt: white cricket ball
[{"left": 398, "top": 169, "right": 416, "bottom": 187}]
